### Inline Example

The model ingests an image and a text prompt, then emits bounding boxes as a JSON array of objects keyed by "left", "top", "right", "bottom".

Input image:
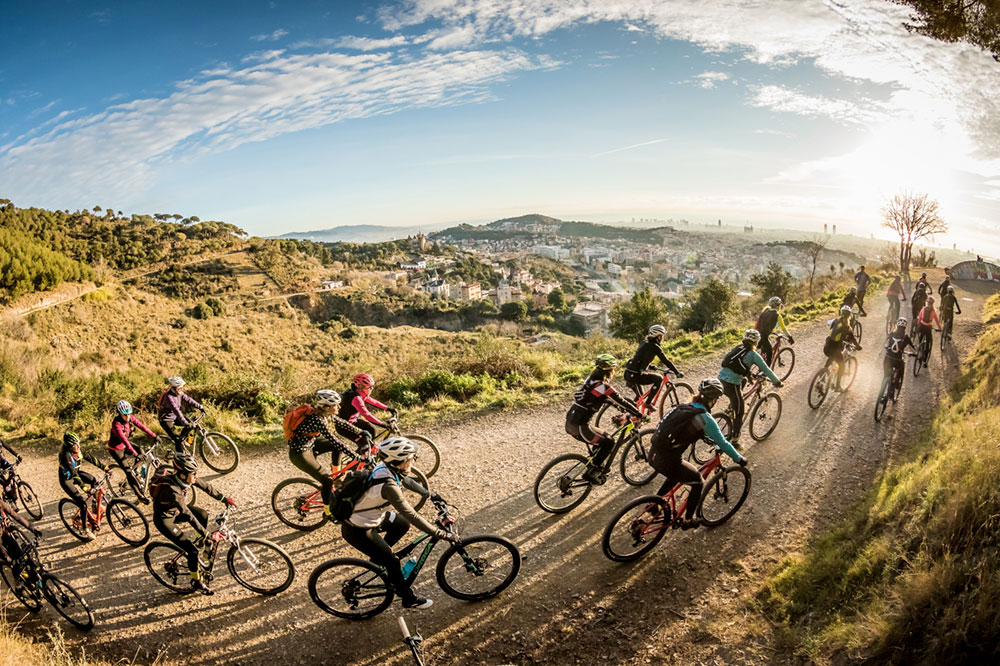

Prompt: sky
[{"left": 1, "top": 0, "right": 998, "bottom": 254}]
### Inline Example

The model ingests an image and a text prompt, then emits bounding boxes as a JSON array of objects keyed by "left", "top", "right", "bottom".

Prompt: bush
[
  {"left": 204, "top": 297, "right": 227, "bottom": 316},
  {"left": 192, "top": 302, "right": 214, "bottom": 320}
]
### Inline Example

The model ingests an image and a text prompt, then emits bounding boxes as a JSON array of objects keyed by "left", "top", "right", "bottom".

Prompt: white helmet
[
  {"left": 314, "top": 389, "right": 341, "bottom": 408},
  {"left": 768, "top": 296, "right": 782, "bottom": 308},
  {"left": 896, "top": 317, "right": 908, "bottom": 328},
  {"left": 840, "top": 305, "right": 853, "bottom": 316},
  {"left": 166, "top": 376, "right": 186, "bottom": 388},
  {"left": 648, "top": 324, "right": 666, "bottom": 337},
  {"left": 743, "top": 329, "right": 761, "bottom": 344},
  {"left": 380, "top": 436, "right": 418, "bottom": 464}
]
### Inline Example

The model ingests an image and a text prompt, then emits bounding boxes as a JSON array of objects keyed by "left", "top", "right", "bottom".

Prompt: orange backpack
[{"left": 283, "top": 404, "right": 318, "bottom": 441}]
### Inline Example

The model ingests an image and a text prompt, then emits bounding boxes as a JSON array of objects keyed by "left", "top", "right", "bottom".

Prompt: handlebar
[{"left": 398, "top": 616, "right": 412, "bottom": 639}]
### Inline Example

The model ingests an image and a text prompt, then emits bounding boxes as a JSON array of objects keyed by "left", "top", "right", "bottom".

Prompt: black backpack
[
  {"left": 650, "top": 403, "right": 707, "bottom": 457},
  {"left": 328, "top": 470, "right": 390, "bottom": 523},
  {"left": 721, "top": 344, "right": 753, "bottom": 377}
]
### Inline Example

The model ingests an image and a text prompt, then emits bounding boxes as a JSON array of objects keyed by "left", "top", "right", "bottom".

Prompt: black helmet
[
  {"left": 173, "top": 452, "right": 199, "bottom": 473},
  {"left": 63, "top": 432, "right": 80, "bottom": 447},
  {"left": 697, "top": 378, "right": 724, "bottom": 400}
]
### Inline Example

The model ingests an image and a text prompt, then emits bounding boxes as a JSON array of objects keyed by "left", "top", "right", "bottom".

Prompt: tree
[
  {"left": 799, "top": 236, "right": 829, "bottom": 298},
  {"left": 891, "top": 1, "right": 1000, "bottom": 61},
  {"left": 749, "top": 262, "right": 794, "bottom": 302},
  {"left": 881, "top": 192, "right": 948, "bottom": 276},
  {"left": 500, "top": 300, "right": 528, "bottom": 322},
  {"left": 609, "top": 288, "right": 669, "bottom": 340},
  {"left": 679, "top": 278, "right": 734, "bottom": 333},
  {"left": 547, "top": 288, "right": 566, "bottom": 310}
]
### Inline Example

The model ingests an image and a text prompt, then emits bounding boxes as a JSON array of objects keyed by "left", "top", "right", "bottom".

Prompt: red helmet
[{"left": 353, "top": 373, "right": 375, "bottom": 390}]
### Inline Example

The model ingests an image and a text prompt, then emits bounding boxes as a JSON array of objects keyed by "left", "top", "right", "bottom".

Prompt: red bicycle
[
  {"left": 271, "top": 443, "right": 431, "bottom": 531},
  {"left": 765, "top": 333, "right": 795, "bottom": 382},
  {"left": 594, "top": 368, "right": 692, "bottom": 427},
  {"left": 601, "top": 443, "right": 751, "bottom": 562},
  {"left": 57, "top": 468, "right": 149, "bottom": 546}
]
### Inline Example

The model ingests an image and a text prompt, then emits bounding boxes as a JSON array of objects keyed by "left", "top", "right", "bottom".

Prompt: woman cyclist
[
  {"left": 158, "top": 376, "right": 204, "bottom": 453},
  {"left": 824, "top": 306, "right": 862, "bottom": 390},
  {"left": 337, "top": 373, "right": 397, "bottom": 441},
  {"left": 565, "top": 355, "right": 645, "bottom": 484},
  {"left": 883, "top": 318, "right": 915, "bottom": 394},
  {"left": 718, "top": 329, "right": 782, "bottom": 442},
  {"left": 108, "top": 400, "right": 157, "bottom": 503},
  {"left": 755, "top": 297, "right": 793, "bottom": 366},
  {"left": 910, "top": 282, "right": 928, "bottom": 329},
  {"left": 58, "top": 432, "right": 110, "bottom": 539},
  {"left": 343, "top": 437, "right": 459, "bottom": 610},
  {"left": 622, "top": 324, "right": 683, "bottom": 401},
  {"left": 915, "top": 296, "right": 942, "bottom": 366},
  {"left": 886, "top": 274, "right": 908, "bottom": 321}
]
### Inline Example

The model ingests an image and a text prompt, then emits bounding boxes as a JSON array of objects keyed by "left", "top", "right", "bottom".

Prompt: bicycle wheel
[
  {"left": 852, "top": 320, "right": 863, "bottom": 344},
  {"left": 58, "top": 499, "right": 92, "bottom": 541},
  {"left": 16, "top": 481, "right": 43, "bottom": 520},
  {"left": 533, "top": 453, "right": 592, "bottom": 514},
  {"left": 699, "top": 466, "right": 751, "bottom": 527},
  {"left": 841, "top": 356, "right": 859, "bottom": 391},
  {"left": 107, "top": 465, "right": 133, "bottom": 499},
  {"left": 405, "top": 468, "right": 430, "bottom": 513},
  {"left": 271, "top": 478, "right": 326, "bottom": 531},
  {"left": 874, "top": 377, "right": 890, "bottom": 422},
  {"left": 772, "top": 347, "right": 795, "bottom": 382},
  {"left": 808, "top": 368, "right": 830, "bottom": 409},
  {"left": 591, "top": 402, "right": 613, "bottom": 429},
  {"left": 437, "top": 535, "right": 521, "bottom": 601},
  {"left": 308, "top": 558, "right": 393, "bottom": 620},
  {"left": 748, "top": 393, "right": 782, "bottom": 441},
  {"left": 41, "top": 574, "right": 94, "bottom": 631},
  {"left": 0, "top": 563, "right": 43, "bottom": 612},
  {"left": 601, "top": 495, "right": 670, "bottom": 562},
  {"left": 106, "top": 498, "right": 149, "bottom": 546},
  {"left": 198, "top": 432, "right": 240, "bottom": 474},
  {"left": 656, "top": 382, "right": 694, "bottom": 421},
  {"left": 143, "top": 542, "right": 191, "bottom": 593},
  {"left": 403, "top": 434, "right": 441, "bottom": 479},
  {"left": 689, "top": 413, "right": 730, "bottom": 465},
  {"left": 227, "top": 538, "right": 295, "bottom": 595},
  {"left": 913, "top": 345, "right": 923, "bottom": 376},
  {"left": 619, "top": 428, "right": 657, "bottom": 486}
]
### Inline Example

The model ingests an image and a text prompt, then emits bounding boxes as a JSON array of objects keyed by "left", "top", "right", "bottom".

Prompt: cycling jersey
[
  {"left": 649, "top": 403, "right": 742, "bottom": 463},
  {"left": 624, "top": 339, "right": 679, "bottom": 375},
  {"left": 841, "top": 292, "right": 859, "bottom": 309},
  {"left": 755, "top": 307, "right": 789, "bottom": 338},
  {"left": 348, "top": 463, "right": 436, "bottom": 532},
  {"left": 0, "top": 441, "right": 18, "bottom": 470},
  {"left": 150, "top": 472, "right": 224, "bottom": 527},
  {"left": 937, "top": 278, "right": 951, "bottom": 297},
  {"left": 571, "top": 376, "right": 616, "bottom": 415},
  {"left": 940, "top": 293, "right": 962, "bottom": 315},
  {"left": 338, "top": 387, "right": 389, "bottom": 426},
  {"left": 887, "top": 279, "right": 907, "bottom": 299},
  {"left": 158, "top": 390, "right": 202, "bottom": 426},
  {"left": 884, "top": 329, "right": 915, "bottom": 361},
  {"left": 918, "top": 306, "right": 941, "bottom": 328},
  {"left": 109, "top": 414, "right": 156, "bottom": 455},
  {"left": 827, "top": 318, "right": 858, "bottom": 345},
  {"left": 58, "top": 448, "right": 102, "bottom": 486},
  {"left": 718, "top": 345, "right": 780, "bottom": 386},
  {"left": 288, "top": 413, "right": 361, "bottom": 457}
]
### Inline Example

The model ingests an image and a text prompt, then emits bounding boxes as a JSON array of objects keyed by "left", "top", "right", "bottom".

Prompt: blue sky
[{"left": 2, "top": 1, "right": 998, "bottom": 254}]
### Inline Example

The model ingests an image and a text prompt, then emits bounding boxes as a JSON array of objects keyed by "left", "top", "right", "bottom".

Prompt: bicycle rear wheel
[
  {"left": 602, "top": 495, "right": 670, "bottom": 562},
  {"left": 16, "top": 481, "right": 43, "bottom": 520},
  {"left": 106, "top": 498, "right": 149, "bottom": 546},
  {"left": 0, "top": 561, "right": 43, "bottom": 612},
  {"left": 874, "top": 377, "right": 890, "bottom": 422},
  {"left": 699, "top": 466, "right": 751, "bottom": 526},
  {"left": 58, "top": 499, "right": 93, "bottom": 541},
  {"left": 143, "top": 542, "right": 190, "bottom": 593},
  {"left": 41, "top": 574, "right": 94, "bottom": 631},
  {"left": 437, "top": 535, "right": 521, "bottom": 601},
  {"left": 533, "top": 453, "right": 592, "bottom": 514},
  {"left": 656, "top": 382, "right": 694, "bottom": 421},
  {"left": 308, "top": 558, "right": 393, "bottom": 620},
  {"left": 772, "top": 347, "right": 795, "bottom": 382},
  {"left": 619, "top": 428, "right": 657, "bottom": 486},
  {"left": 402, "top": 434, "right": 441, "bottom": 479},
  {"left": 198, "top": 432, "right": 240, "bottom": 474},
  {"left": 227, "top": 538, "right": 295, "bottom": 595},
  {"left": 841, "top": 357, "right": 859, "bottom": 391},
  {"left": 107, "top": 465, "right": 133, "bottom": 498},
  {"left": 405, "top": 468, "right": 430, "bottom": 513},
  {"left": 689, "top": 415, "right": 731, "bottom": 465},
  {"left": 271, "top": 478, "right": 326, "bottom": 531},
  {"left": 913, "top": 345, "right": 924, "bottom": 376},
  {"left": 748, "top": 393, "right": 782, "bottom": 441},
  {"left": 807, "top": 368, "right": 829, "bottom": 409}
]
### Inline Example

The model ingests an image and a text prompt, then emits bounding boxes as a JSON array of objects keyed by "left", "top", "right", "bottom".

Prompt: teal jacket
[{"left": 718, "top": 349, "right": 780, "bottom": 386}]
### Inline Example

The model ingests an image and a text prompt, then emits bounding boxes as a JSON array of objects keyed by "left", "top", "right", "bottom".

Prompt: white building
[
  {"left": 400, "top": 257, "right": 427, "bottom": 270},
  {"left": 426, "top": 279, "right": 450, "bottom": 299},
  {"left": 572, "top": 301, "right": 610, "bottom": 334},
  {"left": 496, "top": 280, "right": 512, "bottom": 305},
  {"left": 458, "top": 281, "right": 482, "bottom": 301},
  {"left": 532, "top": 245, "right": 570, "bottom": 260}
]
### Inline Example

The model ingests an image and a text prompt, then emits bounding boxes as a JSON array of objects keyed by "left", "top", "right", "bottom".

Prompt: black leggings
[
  {"left": 651, "top": 453, "right": 703, "bottom": 520},
  {"left": 623, "top": 369, "right": 660, "bottom": 402},
  {"left": 722, "top": 381, "right": 745, "bottom": 438},
  {"left": 335, "top": 423, "right": 373, "bottom": 467},
  {"left": 341, "top": 513, "right": 415, "bottom": 601},
  {"left": 154, "top": 506, "right": 208, "bottom": 573},
  {"left": 59, "top": 472, "right": 96, "bottom": 511},
  {"left": 108, "top": 448, "right": 145, "bottom": 498},
  {"left": 289, "top": 441, "right": 346, "bottom": 506},
  {"left": 565, "top": 421, "right": 615, "bottom": 469},
  {"left": 856, "top": 290, "right": 868, "bottom": 315},
  {"left": 159, "top": 419, "right": 192, "bottom": 453}
]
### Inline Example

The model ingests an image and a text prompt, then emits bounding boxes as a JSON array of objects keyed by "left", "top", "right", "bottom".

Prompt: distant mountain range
[{"left": 274, "top": 222, "right": 457, "bottom": 243}]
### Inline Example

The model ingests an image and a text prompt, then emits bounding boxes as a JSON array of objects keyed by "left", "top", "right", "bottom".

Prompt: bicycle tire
[
  {"left": 772, "top": 347, "right": 795, "bottom": 382},
  {"left": 592, "top": 402, "right": 612, "bottom": 429},
  {"left": 227, "top": 538, "right": 295, "bottom": 595},
  {"left": 198, "top": 432, "right": 240, "bottom": 474},
  {"left": 402, "top": 434, "right": 441, "bottom": 479},
  {"left": 601, "top": 495, "right": 670, "bottom": 562},
  {"left": 308, "top": 558, "right": 394, "bottom": 620},
  {"left": 619, "top": 427, "right": 658, "bottom": 486},
  {"left": 689, "top": 414, "right": 731, "bottom": 465},
  {"left": 271, "top": 478, "right": 326, "bottom": 531},
  {"left": 913, "top": 344, "right": 924, "bottom": 376},
  {"left": 807, "top": 368, "right": 829, "bottom": 409},
  {"left": 656, "top": 382, "right": 694, "bottom": 421},
  {"left": 748, "top": 393, "right": 782, "bottom": 441},
  {"left": 143, "top": 541, "right": 191, "bottom": 593},
  {"left": 107, "top": 465, "right": 132, "bottom": 498},
  {"left": 16, "top": 480, "right": 43, "bottom": 520},
  {"left": 406, "top": 468, "right": 430, "bottom": 513},
  {"left": 874, "top": 377, "right": 890, "bottom": 422},
  {"left": 852, "top": 320, "right": 863, "bottom": 344},
  {"left": 533, "top": 453, "right": 593, "bottom": 514},
  {"left": 0, "top": 561, "right": 42, "bottom": 612},
  {"left": 699, "top": 465, "right": 751, "bottom": 527},
  {"left": 436, "top": 535, "right": 521, "bottom": 601},
  {"left": 57, "top": 498, "right": 93, "bottom": 542},
  {"left": 41, "top": 574, "right": 94, "bottom": 631},
  {"left": 106, "top": 498, "right": 149, "bottom": 546},
  {"left": 842, "top": 356, "right": 859, "bottom": 391}
]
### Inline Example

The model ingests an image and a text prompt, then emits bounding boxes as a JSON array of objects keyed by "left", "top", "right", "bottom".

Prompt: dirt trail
[{"left": 3, "top": 276, "right": 993, "bottom": 666}]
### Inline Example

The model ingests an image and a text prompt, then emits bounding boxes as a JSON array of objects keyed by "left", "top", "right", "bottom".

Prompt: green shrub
[
  {"left": 252, "top": 391, "right": 287, "bottom": 422},
  {"left": 192, "top": 302, "right": 214, "bottom": 320},
  {"left": 205, "top": 297, "right": 227, "bottom": 316}
]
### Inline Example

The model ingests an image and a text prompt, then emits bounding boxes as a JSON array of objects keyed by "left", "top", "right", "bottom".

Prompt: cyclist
[
  {"left": 915, "top": 296, "right": 942, "bottom": 366},
  {"left": 854, "top": 265, "right": 871, "bottom": 316},
  {"left": 288, "top": 390, "right": 369, "bottom": 516},
  {"left": 622, "top": 324, "right": 683, "bottom": 401},
  {"left": 647, "top": 378, "right": 746, "bottom": 529},
  {"left": 910, "top": 282, "right": 928, "bottom": 330},
  {"left": 718, "top": 330, "right": 783, "bottom": 442},
  {"left": 0, "top": 497, "right": 41, "bottom": 566},
  {"left": 149, "top": 452, "right": 235, "bottom": 596},
  {"left": 343, "top": 437, "right": 459, "bottom": 610},
  {"left": 841, "top": 286, "right": 864, "bottom": 317},
  {"left": 755, "top": 297, "right": 794, "bottom": 366},
  {"left": 108, "top": 400, "right": 157, "bottom": 503},
  {"left": 940, "top": 285, "right": 962, "bottom": 336},
  {"left": 158, "top": 376, "right": 205, "bottom": 453},
  {"left": 58, "top": 432, "right": 110, "bottom": 539},
  {"left": 916, "top": 272, "right": 931, "bottom": 293},
  {"left": 0, "top": 439, "right": 21, "bottom": 500},
  {"left": 565, "top": 355, "right": 645, "bottom": 484},
  {"left": 337, "top": 373, "right": 396, "bottom": 442},
  {"left": 886, "top": 274, "right": 908, "bottom": 320},
  {"left": 883, "top": 318, "right": 915, "bottom": 396},
  {"left": 937, "top": 271, "right": 952, "bottom": 298},
  {"left": 823, "top": 306, "right": 863, "bottom": 390}
]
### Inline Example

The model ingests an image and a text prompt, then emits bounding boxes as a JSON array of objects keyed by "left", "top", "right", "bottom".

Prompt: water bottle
[
  {"left": 400, "top": 555, "right": 418, "bottom": 578},
  {"left": 140, "top": 464, "right": 147, "bottom": 479}
]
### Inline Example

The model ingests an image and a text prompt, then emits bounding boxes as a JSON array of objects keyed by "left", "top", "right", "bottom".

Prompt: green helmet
[
  {"left": 64, "top": 432, "right": 80, "bottom": 447},
  {"left": 594, "top": 354, "right": 618, "bottom": 370}
]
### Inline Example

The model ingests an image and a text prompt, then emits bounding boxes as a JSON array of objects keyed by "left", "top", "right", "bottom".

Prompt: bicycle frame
[
  {"left": 586, "top": 416, "right": 640, "bottom": 475},
  {"left": 629, "top": 371, "right": 676, "bottom": 416},
  {"left": 631, "top": 452, "right": 724, "bottom": 538},
  {"left": 73, "top": 485, "right": 107, "bottom": 531}
]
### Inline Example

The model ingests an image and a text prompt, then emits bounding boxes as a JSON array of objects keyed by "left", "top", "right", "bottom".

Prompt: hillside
[
  {"left": 431, "top": 214, "right": 675, "bottom": 244},
  {"left": 275, "top": 222, "right": 452, "bottom": 243}
]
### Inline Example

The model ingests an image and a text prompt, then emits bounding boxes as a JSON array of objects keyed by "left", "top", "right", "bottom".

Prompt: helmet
[
  {"left": 352, "top": 373, "right": 375, "bottom": 390},
  {"left": 594, "top": 354, "right": 618, "bottom": 370},
  {"left": 768, "top": 296, "right": 782, "bottom": 308},
  {"left": 896, "top": 317, "right": 908, "bottom": 328},
  {"left": 743, "top": 329, "right": 761, "bottom": 344},
  {"left": 166, "top": 376, "right": 186, "bottom": 389},
  {"left": 849, "top": 286, "right": 857, "bottom": 294},
  {"left": 840, "top": 305, "right": 853, "bottom": 316},
  {"left": 314, "top": 389, "right": 341, "bottom": 407},
  {"left": 947, "top": 285, "right": 955, "bottom": 293},
  {"left": 63, "top": 432, "right": 80, "bottom": 447},
  {"left": 173, "top": 452, "right": 199, "bottom": 473},
  {"left": 648, "top": 324, "right": 666, "bottom": 337},
  {"left": 921, "top": 272, "right": 927, "bottom": 278},
  {"left": 697, "top": 378, "right": 724, "bottom": 400},
  {"left": 380, "top": 437, "right": 418, "bottom": 464},
  {"left": 927, "top": 296, "right": 935, "bottom": 305},
  {"left": 117, "top": 400, "right": 133, "bottom": 416}
]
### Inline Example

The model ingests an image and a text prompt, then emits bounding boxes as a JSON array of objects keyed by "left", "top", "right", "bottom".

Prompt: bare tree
[
  {"left": 881, "top": 192, "right": 948, "bottom": 277},
  {"left": 800, "top": 236, "right": 829, "bottom": 298}
]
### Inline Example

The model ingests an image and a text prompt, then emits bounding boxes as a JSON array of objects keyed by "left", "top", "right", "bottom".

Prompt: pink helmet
[{"left": 353, "top": 373, "right": 375, "bottom": 390}]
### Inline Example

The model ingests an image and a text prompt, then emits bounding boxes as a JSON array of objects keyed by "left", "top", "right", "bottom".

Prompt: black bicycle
[
  {"left": 874, "top": 353, "right": 917, "bottom": 422},
  {"left": 940, "top": 312, "right": 957, "bottom": 351},
  {"left": 0, "top": 455, "right": 42, "bottom": 520},
  {"left": 913, "top": 329, "right": 939, "bottom": 376}
]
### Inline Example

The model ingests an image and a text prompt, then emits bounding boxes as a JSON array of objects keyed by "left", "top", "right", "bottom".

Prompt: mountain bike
[
  {"left": 808, "top": 343, "right": 859, "bottom": 409},
  {"left": 308, "top": 496, "right": 520, "bottom": 620},
  {"left": 0, "top": 515, "right": 95, "bottom": 630},
  {"left": 533, "top": 414, "right": 656, "bottom": 514},
  {"left": 940, "top": 312, "right": 957, "bottom": 351},
  {"left": 58, "top": 468, "right": 149, "bottom": 546},
  {"left": 371, "top": 418, "right": 441, "bottom": 479},
  {"left": 144, "top": 506, "right": 294, "bottom": 596},
  {"left": 850, "top": 307, "right": 863, "bottom": 344},
  {"left": 913, "top": 329, "right": 939, "bottom": 376},
  {"left": 886, "top": 296, "right": 905, "bottom": 335},
  {"left": 271, "top": 447, "right": 431, "bottom": 532},
  {"left": 720, "top": 372, "right": 782, "bottom": 445},
  {"left": 109, "top": 444, "right": 199, "bottom": 506},
  {"left": 765, "top": 333, "right": 796, "bottom": 382},
  {"left": 0, "top": 457, "right": 43, "bottom": 520},
  {"left": 399, "top": 616, "right": 427, "bottom": 666},
  {"left": 601, "top": 446, "right": 751, "bottom": 562},
  {"left": 874, "top": 353, "right": 917, "bottom": 422},
  {"left": 593, "top": 368, "right": 692, "bottom": 427},
  {"left": 178, "top": 412, "right": 240, "bottom": 474}
]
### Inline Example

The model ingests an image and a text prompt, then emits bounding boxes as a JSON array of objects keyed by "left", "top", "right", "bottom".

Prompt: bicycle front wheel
[
  {"left": 619, "top": 428, "right": 657, "bottom": 486},
  {"left": 772, "top": 347, "right": 795, "bottom": 382},
  {"left": 271, "top": 478, "right": 326, "bottom": 531},
  {"left": 198, "top": 432, "right": 240, "bottom": 474},
  {"left": 17, "top": 481, "right": 43, "bottom": 520},
  {"left": 842, "top": 356, "right": 859, "bottom": 391},
  {"left": 308, "top": 558, "right": 393, "bottom": 620},
  {"left": 402, "top": 434, "right": 441, "bottom": 479},
  {"left": 656, "top": 382, "right": 694, "bottom": 421},
  {"left": 41, "top": 574, "right": 94, "bottom": 631},
  {"left": 533, "top": 453, "right": 592, "bottom": 514},
  {"left": 852, "top": 320, "right": 863, "bottom": 344},
  {"left": 106, "top": 498, "right": 149, "bottom": 546},
  {"left": 748, "top": 393, "right": 782, "bottom": 441},
  {"left": 58, "top": 499, "right": 92, "bottom": 541},
  {"left": 405, "top": 467, "right": 430, "bottom": 513},
  {"left": 143, "top": 542, "right": 190, "bottom": 593},
  {"left": 437, "top": 535, "right": 521, "bottom": 601},
  {"left": 227, "top": 538, "right": 295, "bottom": 595},
  {"left": 913, "top": 346, "right": 923, "bottom": 376},
  {"left": 874, "top": 377, "right": 890, "bottom": 422},
  {"left": 808, "top": 368, "right": 829, "bottom": 409},
  {"left": 0, "top": 563, "right": 43, "bottom": 612},
  {"left": 602, "top": 495, "right": 670, "bottom": 562},
  {"left": 699, "top": 466, "right": 751, "bottom": 526}
]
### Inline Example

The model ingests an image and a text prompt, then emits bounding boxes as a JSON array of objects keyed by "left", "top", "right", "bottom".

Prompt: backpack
[
  {"left": 756, "top": 308, "right": 778, "bottom": 335},
  {"left": 328, "top": 469, "right": 390, "bottom": 523},
  {"left": 721, "top": 344, "right": 753, "bottom": 377},
  {"left": 148, "top": 467, "right": 174, "bottom": 503},
  {"left": 650, "top": 403, "right": 707, "bottom": 456},
  {"left": 283, "top": 404, "right": 318, "bottom": 441}
]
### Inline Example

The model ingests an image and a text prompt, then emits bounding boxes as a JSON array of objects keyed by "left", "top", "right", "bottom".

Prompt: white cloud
[
  {"left": 749, "top": 84, "right": 884, "bottom": 124},
  {"left": 694, "top": 71, "right": 729, "bottom": 89},
  {"left": 251, "top": 28, "right": 288, "bottom": 42},
  {"left": 292, "top": 35, "right": 410, "bottom": 50}
]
